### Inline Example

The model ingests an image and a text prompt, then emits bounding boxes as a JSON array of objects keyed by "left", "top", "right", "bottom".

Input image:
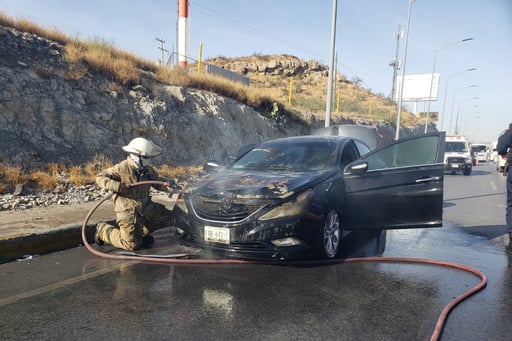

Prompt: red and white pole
[{"left": 178, "top": 0, "right": 189, "bottom": 68}]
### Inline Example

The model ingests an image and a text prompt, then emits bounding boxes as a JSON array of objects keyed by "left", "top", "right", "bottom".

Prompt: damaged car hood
[{"left": 188, "top": 169, "right": 334, "bottom": 199}]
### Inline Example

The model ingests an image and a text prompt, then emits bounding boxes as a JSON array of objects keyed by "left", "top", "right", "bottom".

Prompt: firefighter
[
  {"left": 497, "top": 123, "right": 512, "bottom": 253},
  {"left": 94, "top": 137, "right": 175, "bottom": 251}
]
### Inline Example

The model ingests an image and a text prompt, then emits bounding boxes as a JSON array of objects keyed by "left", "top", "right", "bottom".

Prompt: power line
[{"left": 190, "top": 0, "right": 327, "bottom": 60}]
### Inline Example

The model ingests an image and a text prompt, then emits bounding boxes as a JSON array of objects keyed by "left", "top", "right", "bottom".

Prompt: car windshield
[
  {"left": 471, "top": 145, "right": 486, "bottom": 153},
  {"left": 232, "top": 140, "right": 338, "bottom": 172},
  {"left": 446, "top": 141, "right": 468, "bottom": 152}
]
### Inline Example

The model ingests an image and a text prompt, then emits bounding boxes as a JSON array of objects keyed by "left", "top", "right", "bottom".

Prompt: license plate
[
  {"left": 451, "top": 164, "right": 460, "bottom": 168},
  {"left": 204, "top": 226, "right": 230, "bottom": 244}
]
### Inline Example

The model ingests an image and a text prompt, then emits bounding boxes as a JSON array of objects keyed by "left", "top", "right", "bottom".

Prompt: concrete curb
[
  {"left": 0, "top": 224, "right": 97, "bottom": 263},
  {"left": 0, "top": 195, "right": 177, "bottom": 263}
]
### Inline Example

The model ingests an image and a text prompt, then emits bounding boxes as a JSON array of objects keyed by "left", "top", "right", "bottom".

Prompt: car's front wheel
[{"left": 320, "top": 209, "right": 341, "bottom": 258}]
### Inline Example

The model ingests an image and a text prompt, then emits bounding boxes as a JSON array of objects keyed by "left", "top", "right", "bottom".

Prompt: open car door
[{"left": 342, "top": 132, "right": 445, "bottom": 230}]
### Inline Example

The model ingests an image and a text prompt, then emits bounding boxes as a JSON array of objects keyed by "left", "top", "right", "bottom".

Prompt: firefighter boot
[{"left": 94, "top": 222, "right": 107, "bottom": 246}]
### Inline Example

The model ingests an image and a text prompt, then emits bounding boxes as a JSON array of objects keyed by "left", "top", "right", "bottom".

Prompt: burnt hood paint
[{"left": 190, "top": 169, "right": 335, "bottom": 199}]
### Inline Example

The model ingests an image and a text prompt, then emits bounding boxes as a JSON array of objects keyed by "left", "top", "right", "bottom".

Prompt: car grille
[
  {"left": 190, "top": 194, "right": 270, "bottom": 221},
  {"left": 447, "top": 157, "right": 465, "bottom": 163}
]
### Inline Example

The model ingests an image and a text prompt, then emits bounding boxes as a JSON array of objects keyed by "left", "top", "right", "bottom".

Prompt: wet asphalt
[{"left": 0, "top": 162, "right": 510, "bottom": 340}]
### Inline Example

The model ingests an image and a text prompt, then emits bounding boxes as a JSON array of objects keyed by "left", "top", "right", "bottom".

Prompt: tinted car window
[
  {"left": 340, "top": 142, "right": 360, "bottom": 169},
  {"left": 354, "top": 140, "right": 371, "bottom": 156},
  {"left": 232, "top": 140, "right": 338, "bottom": 172},
  {"left": 363, "top": 135, "right": 440, "bottom": 170}
]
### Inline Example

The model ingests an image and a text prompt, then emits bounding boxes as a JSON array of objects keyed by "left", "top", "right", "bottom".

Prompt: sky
[{"left": 1, "top": 0, "right": 511, "bottom": 142}]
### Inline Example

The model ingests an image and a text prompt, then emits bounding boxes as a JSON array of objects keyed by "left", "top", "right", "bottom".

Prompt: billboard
[{"left": 395, "top": 73, "right": 440, "bottom": 102}]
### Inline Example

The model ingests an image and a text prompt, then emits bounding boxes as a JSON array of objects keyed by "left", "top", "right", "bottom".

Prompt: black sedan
[{"left": 174, "top": 132, "right": 445, "bottom": 260}]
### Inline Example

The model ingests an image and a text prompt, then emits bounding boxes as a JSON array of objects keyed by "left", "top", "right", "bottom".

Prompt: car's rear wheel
[{"left": 320, "top": 209, "right": 341, "bottom": 258}]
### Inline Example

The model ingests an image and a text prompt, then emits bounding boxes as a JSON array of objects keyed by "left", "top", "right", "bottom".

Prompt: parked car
[{"left": 174, "top": 132, "right": 445, "bottom": 260}]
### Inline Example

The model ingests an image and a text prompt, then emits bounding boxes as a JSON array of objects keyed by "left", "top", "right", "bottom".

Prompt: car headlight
[
  {"left": 465, "top": 156, "right": 473, "bottom": 163},
  {"left": 258, "top": 189, "right": 314, "bottom": 221}
]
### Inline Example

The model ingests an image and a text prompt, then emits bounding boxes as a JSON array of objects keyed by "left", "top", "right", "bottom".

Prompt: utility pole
[
  {"left": 389, "top": 25, "right": 402, "bottom": 100},
  {"left": 395, "top": 0, "right": 415, "bottom": 140},
  {"left": 325, "top": 0, "right": 337, "bottom": 128},
  {"left": 156, "top": 37, "right": 168, "bottom": 66}
]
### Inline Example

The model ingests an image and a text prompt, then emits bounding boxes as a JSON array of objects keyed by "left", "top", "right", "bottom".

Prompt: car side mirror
[
  {"left": 344, "top": 160, "right": 369, "bottom": 174},
  {"left": 203, "top": 160, "right": 222, "bottom": 173}
]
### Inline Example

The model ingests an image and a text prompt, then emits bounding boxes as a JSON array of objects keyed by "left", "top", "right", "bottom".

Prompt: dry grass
[
  {"left": 0, "top": 157, "right": 204, "bottom": 195},
  {"left": 64, "top": 62, "right": 88, "bottom": 81},
  {"left": 155, "top": 66, "right": 193, "bottom": 87},
  {"left": 156, "top": 164, "right": 203, "bottom": 180},
  {"left": 156, "top": 68, "right": 294, "bottom": 121},
  {"left": 29, "top": 170, "right": 60, "bottom": 191},
  {"left": 1, "top": 164, "right": 27, "bottom": 188},
  {"left": 68, "top": 166, "right": 90, "bottom": 186},
  {"left": 0, "top": 14, "right": 68, "bottom": 44}
]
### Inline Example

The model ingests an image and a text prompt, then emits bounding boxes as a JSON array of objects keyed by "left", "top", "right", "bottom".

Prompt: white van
[
  {"left": 470, "top": 143, "right": 489, "bottom": 163},
  {"left": 444, "top": 135, "right": 472, "bottom": 175}
]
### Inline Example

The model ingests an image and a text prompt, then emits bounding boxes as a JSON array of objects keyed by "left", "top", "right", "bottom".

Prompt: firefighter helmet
[{"left": 122, "top": 137, "right": 162, "bottom": 157}]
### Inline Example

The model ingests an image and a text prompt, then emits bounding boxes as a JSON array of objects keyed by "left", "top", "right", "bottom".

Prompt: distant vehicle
[
  {"left": 491, "top": 141, "right": 498, "bottom": 163},
  {"left": 444, "top": 135, "right": 472, "bottom": 175},
  {"left": 174, "top": 132, "right": 445, "bottom": 260},
  {"left": 471, "top": 143, "right": 489, "bottom": 163}
]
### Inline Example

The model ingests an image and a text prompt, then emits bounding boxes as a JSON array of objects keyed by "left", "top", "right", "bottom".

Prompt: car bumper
[
  {"left": 444, "top": 163, "right": 472, "bottom": 171},
  {"left": 174, "top": 209, "right": 318, "bottom": 260},
  {"left": 175, "top": 236, "right": 312, "bottom": 260}
]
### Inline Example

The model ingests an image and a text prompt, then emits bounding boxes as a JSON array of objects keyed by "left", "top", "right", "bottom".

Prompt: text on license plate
[{"left": 204, "top": 226, "right": 230, "bottom": 244}]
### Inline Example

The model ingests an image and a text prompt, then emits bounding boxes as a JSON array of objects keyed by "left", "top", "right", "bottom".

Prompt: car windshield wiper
[
  {"left": 264, "top": 165, "right": 296, "bottom": 171},
  {"left": 233, "top": 164, "right": 296, "bottom": 172}
]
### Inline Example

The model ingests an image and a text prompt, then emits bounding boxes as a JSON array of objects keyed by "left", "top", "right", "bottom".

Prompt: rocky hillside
[{"left": 0, "top": 24, "right": 428, "bottom": 170}]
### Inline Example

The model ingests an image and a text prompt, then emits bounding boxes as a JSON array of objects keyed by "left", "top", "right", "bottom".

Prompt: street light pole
[
  {"left": 454, "top": 97, "right": 479, "bottom": 135},
  {"left": 465, "top": 115, "right": 481, "bottom": 140},
  {"left": 325, "top": 0, "right": 337, "bottom": 128},
  {"left": 439, "top": 68, "right": 476, "bottom": 131},
  {"left": 395, "top": 0, "right": 415, "bottom": 140},
  {"left": 459, "top": 103, "right": 479, "bottom": 134},
  {"left": 424, "top": 38, "right": 474, "bottom": 133},
  {"left": 448, "top": 84, "right": 477, "bottom": 134}
]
